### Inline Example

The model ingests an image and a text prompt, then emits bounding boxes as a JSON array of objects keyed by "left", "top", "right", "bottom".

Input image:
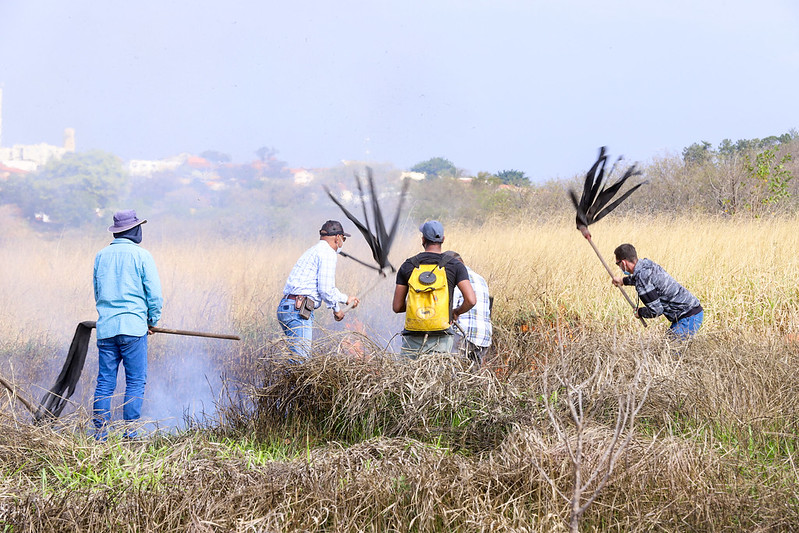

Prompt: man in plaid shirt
[
  {"left": 278, "top": 220, "right": 360, "bottom": 359},
  {"left": 612, "top": 243, "right": 703, "bottom": 339},
  {"left": 450, "top": 252, "right": 493, "bottom": 365}
]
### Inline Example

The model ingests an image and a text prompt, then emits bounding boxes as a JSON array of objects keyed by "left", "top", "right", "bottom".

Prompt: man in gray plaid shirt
[
  {"left": 450, "top": 252, "right": 493, "bottom": 365},
  {"left": 611, "top": 243, "right": 703, "bottom": 339}
]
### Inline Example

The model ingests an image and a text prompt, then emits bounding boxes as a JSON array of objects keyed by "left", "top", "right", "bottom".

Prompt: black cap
[{"left": 319, "top": 220, "right": 351, "bottom": 237}]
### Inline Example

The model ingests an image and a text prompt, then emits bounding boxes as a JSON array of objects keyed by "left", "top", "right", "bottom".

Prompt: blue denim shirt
[{"left": 93, "top": 238, "right": 163, "bottom": 339}]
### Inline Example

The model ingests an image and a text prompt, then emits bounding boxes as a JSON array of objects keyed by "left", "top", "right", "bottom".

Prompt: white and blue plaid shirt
[
  {"left": 453, "top": 266, "right": 492, "bottom": 348},
  {"left": 283, "top": 241, "right": 348, "bottom": 311}
]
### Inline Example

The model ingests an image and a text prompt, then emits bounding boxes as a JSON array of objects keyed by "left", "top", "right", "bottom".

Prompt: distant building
[
  {"left": 0, "top": 140, "right": 74, "bottom": 170},
  {"left": 290, "top": 168, "right": 314, "bottom": 185},
  {"left": 128, "top": 153, "right": 191, "bottom": 176},
  {"left": 0, "top": 161, "right": 30, "bottom": 180},
  {"left": 0, "top": 88, "right": 76, "bottom": 171},
  {"left": 400, "top": 171, "right": 425, "bottom": 181}
]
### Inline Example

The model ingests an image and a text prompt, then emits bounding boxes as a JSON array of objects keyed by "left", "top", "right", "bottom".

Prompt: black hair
[{"left": 614, "top": 243, "right": 638, "bottom": 262}]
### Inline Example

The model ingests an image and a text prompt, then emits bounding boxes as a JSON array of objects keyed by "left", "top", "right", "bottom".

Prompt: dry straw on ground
[{"left": 2, "top": 328, "right": 799, "bottom": 531}]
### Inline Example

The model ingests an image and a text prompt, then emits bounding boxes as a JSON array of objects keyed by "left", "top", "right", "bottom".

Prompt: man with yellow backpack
[{"left": 392, "top": 220, "right": 476, "bottom": 358}]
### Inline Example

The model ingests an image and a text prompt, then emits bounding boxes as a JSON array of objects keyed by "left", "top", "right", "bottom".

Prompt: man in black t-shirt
[{"left": 392, "top": 220, "right": 476, "bottom": 358}]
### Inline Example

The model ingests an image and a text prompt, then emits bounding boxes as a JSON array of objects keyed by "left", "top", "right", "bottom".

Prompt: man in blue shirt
[
  {"left": 93, "top": 210, "right": 163, "bottom": 440},
  {"left": 278, "top": 220, "right": 359, "bottom": 359}
]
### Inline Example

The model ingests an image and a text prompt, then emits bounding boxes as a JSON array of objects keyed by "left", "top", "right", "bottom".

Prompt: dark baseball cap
[{"left": 319, "top": 220, "right": 351, "bottom": 237}]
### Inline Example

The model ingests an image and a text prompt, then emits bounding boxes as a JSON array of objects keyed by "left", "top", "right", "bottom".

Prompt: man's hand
[
  {"left": 333, "top": 309, "right": 345, "bottom": 321},
  {"left": 346, "top": 295, "right": 360, "bottom": 309},
  {"left": 147, "top": 325, "right": 156, "bottom": 335},
  {"left": 611, "top": 275, "right": 623, "bottom": 287}
]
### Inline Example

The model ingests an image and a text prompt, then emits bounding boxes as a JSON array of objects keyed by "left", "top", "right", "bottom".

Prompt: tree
[
  {"left": 682, "top": 141, "right": 713, "bottom": 166},
  {"left": 200, "top": 150, "right": 231, "bottom": 164},
  {"left": 255, "top": 146, "right": 278, "bottom": 162},
  {"left": 743, "top": 148, "right": 793, "bottom": 216},
  {"left": 410, "top": 157, "right": 457, "bottom": 179},
  {"left": 474, "top": 171, "right": 501, "bottom": 185},
  {"left": 496, "top": 169, "right": 530, "bottom": 187},
  {"left": 253, "top": 146, "right": 291, "bottom": 180},
  {"left": 2, "top": 150, "right": 128, "bottom": 226}
]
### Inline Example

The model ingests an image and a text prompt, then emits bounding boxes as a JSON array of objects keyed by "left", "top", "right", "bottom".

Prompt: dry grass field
[{"left": 1, "top": 211, "right": 799, "bottom": 531}]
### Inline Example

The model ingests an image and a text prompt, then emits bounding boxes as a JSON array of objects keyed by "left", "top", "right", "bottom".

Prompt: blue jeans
[
  {"left": 93, "top": 334, "right": 148, "bottom": 439},
  {"left": 277, "top": 298, "right": 313, "bottom": 360},
  {"left": 401, "top": 332, "right": 454, "bottom": 359},
  {"left": 669, "top": 310, "right": 704, "bottom": 340}
]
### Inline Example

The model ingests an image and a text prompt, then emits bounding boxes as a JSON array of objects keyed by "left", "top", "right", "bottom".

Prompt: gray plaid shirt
[{"left": 623, "top": 258, "right": 701, "bottom": 323}]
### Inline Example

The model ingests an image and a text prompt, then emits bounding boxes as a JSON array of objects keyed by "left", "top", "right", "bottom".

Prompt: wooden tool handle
[
  {"left": 149, "top": 327, "right": 241, "bottom": 340},
  {"left": 583, "top": 230, "right": 647, "bottom": 328}
]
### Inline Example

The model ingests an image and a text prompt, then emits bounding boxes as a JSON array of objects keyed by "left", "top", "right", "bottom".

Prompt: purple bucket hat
[{"left": 108, "top": 210, "right": 147, "bottom": 233}]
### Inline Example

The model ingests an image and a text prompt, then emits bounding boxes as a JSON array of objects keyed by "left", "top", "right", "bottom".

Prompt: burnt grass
[{"left": 1, "top": 324, "right": 799, "bottom": 532}]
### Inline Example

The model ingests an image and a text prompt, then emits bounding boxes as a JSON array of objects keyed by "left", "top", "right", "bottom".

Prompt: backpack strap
[
  {"left": 410, "top": 252, "right": 454, "bottom": 269},
  {"left": 438, "top": 251, "right": 456, "bottom": 269}
]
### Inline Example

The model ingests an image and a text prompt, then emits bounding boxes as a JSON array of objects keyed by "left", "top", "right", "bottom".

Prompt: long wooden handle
[
  {"left": 83, "top": 322, "right": 240, "bottom": 340},
  {"left": 150, "top": 327, "right": 241, "bottom": 340},
  {"left": 583, "top": 231, "right": 647, "bottom": 328},
  {"left": 0, "top": 374, "right": 37, "bottom": 415}
]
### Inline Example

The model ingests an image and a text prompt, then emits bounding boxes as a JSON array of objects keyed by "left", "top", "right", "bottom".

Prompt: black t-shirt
[{"left": 396, "top": 252, "right": 470, "bottom": 322}]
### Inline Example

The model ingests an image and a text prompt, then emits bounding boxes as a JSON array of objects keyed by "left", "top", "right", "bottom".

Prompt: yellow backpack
[{"left": 405, "top": 253, "right": 454, "bottom": 332}]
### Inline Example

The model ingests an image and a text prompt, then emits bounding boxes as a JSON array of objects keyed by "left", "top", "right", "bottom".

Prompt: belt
[{"left": 284, "top": 294, "right": 302, "bottom": 300}]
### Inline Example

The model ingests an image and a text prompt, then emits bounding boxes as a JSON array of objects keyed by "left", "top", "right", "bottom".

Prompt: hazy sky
[{"left": 1, "top": 0, "right": 797, "bottom": 180}]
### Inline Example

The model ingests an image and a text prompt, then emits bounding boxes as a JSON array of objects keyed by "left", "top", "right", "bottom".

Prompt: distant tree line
[
  {"left": 629, "top": 130, "right": 798, "bottom": 217},
  {"left": 410, "top": 157, "right": 531, "bottom": 187},
  {"left": 0, "top": 131, "right": 796, "bottom": 236}
]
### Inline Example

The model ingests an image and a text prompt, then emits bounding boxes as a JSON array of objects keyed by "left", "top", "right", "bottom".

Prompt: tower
[
  {"left": 0, "top": 86, "right": 3, "bottom": 148},
  {"left": 64, "top": 127, "right": 75, "bottom": 152}
]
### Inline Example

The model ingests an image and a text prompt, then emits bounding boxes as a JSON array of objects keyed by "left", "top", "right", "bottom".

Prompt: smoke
[
  {"left": 141, "top": 341, "right": 227, "bottom": 431},
  {"left": 0, "top": 165, "right": 424, "bottom": 435}
]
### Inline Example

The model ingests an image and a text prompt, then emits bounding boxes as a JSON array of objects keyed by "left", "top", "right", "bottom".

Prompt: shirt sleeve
[
  {"left": 142, "top": 252, "right": 163, "bottom": 326},
  {"left": 93, "top": 256, "right": 100, "bottom": 302},
  {"left": 395, "top": 259, "right": 413, "bottom": 286},
  {"left": 317, "top": 251, "right": 347, "bottom": 310},
  {"left": 454, "top": 261, "right": 470, "bottom": 284},
  {"left": 636, "top": 270, "right": 664, "bottom": 319}
]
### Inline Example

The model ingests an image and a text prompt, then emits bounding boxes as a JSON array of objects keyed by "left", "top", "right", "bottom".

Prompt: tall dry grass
[
  {"left": 1, "top": 213, "right": 799, "bottom": 531},
  {"left": 442, "top": 214, "right": 799, "bottom": 334}
]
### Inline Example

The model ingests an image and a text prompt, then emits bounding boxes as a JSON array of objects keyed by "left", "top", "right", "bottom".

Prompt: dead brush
[
  {"left": 489, "top": 312, "right": 584, "bottom": 379},
  {"left": 245, "top": 347, "right": 544, "bottom": 452},
  {"left": 2, "top": 325, "right": 799, "bottom": 531},
  {"left": 494, "top": 424, "right": 740, "bottom": 530},
  {"left": 643, "top": 328, "right": 799, "bottom": 438}
]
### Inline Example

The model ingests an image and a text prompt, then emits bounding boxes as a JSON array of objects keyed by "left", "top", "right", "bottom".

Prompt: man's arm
[
  {"left": 317, "top": 252, "right": 348, "bottom": 310},
  {"left": 142, "top": 253, "right": 163, "bottom": 326},
  {"left": 392, "top": 284, "right": 408, "bottom": 313},
  {"left": 333, "top": 295, "right": 360, "bottom": 321},
  {"left": 635, "top": 271, "right": 663, "bottom": 319},
  {"left": 452, "top": 279, "right": 476, "bottom": 321}
]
